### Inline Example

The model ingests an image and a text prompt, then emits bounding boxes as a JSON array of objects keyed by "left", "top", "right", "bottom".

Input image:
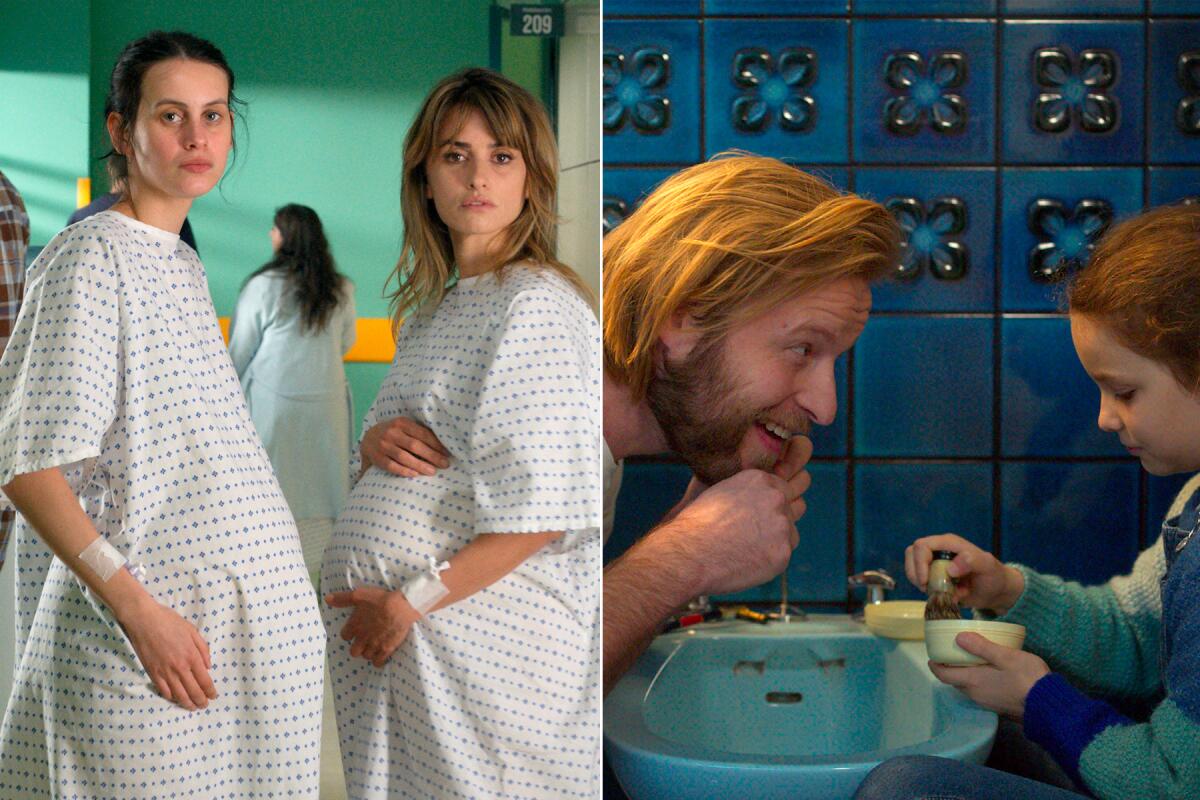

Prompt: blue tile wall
[
  {"left": 999, "top": 168, "right": 1143, "bottom": 311},
  {"left": 604, "top": 4, "right": 1200, "bottom": 614},
  {"left": 604, "top": 19, "right": 701, "bottom": 164},
  {"left": 855, "top": 0, "right": 995, "bottom": 14},
  {"left": 604, "top": 0, "right": 701, "bottom": 16},
  {"left": 855, "top": 463, "right": 993, "bottom": 601},
  {"left": 704, "top": 18, "right": 849, "bottom": 161},
  {"left": 1005, "top": 0, "right": 1139, "bottom": 16},
  {"left": 854, "top": 19, "right": 996, "bottom": 164},
  {"left": 1001, "top": 21, "right": 1145, "bottom": 165},
  {"left": 1153, "top": 0, "right": 1200, "bottom": 13},
  {"left": 1150, "top": 20, "right": 1200, "bottom": 163},
  {"left": 1148, "top": 166, "right": 1200, "bottom": 204},
  {"left": 707, "top": 0, "right": 849, "bottom": 15},
  {"left": 605, "top": 461, "right": 692, "bottom": 566},
  {"left": 855, "top": 168, "right": 996, "bottom": 311},
  {"left": 1000, "top": 316, "right": 1125, "bottom": 458},
  {"left": 1000, "top": 461, "right": 1140, "bottom": 585},
  {"left": 854, "top": 317, "right": 992, "bottom": 457}
]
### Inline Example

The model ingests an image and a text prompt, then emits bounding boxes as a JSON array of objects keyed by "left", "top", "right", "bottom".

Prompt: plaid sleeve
[{"left": 0, "top": 170, "right": 31, "bottom": 344}]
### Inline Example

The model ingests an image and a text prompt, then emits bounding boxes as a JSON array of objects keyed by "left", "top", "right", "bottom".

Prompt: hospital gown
[
  {"left": 321, "top": 265, "right": 601, "bottom": 798},
  {"left": 0, "top": 211, "right": 324, "bottom": 799}
]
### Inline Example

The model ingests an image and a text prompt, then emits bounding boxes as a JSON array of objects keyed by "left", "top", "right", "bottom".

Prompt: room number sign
[{"left": 510, "top": 4, "right": 563, "bottom": 37}]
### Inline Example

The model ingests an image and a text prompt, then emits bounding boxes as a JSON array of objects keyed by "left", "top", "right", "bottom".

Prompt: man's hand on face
[
  {"left": 666, "top": 463, "right": 807, "bottom": 596},
  {"left": 677, "top": 435, "right": 813, "bottom": 519},
  {"left": 772, "top": 435, "right": 813, "bottom": 522}
]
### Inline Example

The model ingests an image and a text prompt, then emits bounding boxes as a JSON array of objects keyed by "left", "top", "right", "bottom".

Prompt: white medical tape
[
  {"left": 402, "top": 556, "right": 451, "bottom": 616},
  {"left": 78, "top": 538, "right": 127, "bottom": 582}
]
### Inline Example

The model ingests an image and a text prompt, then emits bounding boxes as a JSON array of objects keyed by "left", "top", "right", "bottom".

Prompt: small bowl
[
  {"left": 864, "top": 601, "right": 926, "bottom": 640},
  {"left": 925, "top": 619, "right": 1026, "bottom": 665}
]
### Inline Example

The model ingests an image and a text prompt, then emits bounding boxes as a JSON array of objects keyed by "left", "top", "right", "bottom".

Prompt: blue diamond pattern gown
[
  {"left": 0, "top": 211, "right": 325, "bottom": 798},
  {"left": 321, "top": 266, "right": 601, "bottom": 798}
]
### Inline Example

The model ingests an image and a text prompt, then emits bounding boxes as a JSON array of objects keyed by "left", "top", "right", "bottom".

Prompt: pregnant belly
[{"left": 322, "top": 465, "right": 476, "bottom": 592}]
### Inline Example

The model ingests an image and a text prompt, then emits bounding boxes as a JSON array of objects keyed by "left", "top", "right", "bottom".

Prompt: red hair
[{"left": 1069, "top": 204, "right": 1200, "bottom": 392}]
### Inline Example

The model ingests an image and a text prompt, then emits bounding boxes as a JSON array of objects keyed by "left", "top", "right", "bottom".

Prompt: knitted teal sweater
[{"left": 999, "top": 479, "right": 1200, "bottom": 798}]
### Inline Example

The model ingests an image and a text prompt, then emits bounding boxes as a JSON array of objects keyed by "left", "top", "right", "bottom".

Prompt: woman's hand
[
  {"left": 361, "top": 417, "right": 450, "bottom": 478},
  {"left": 905, "top": 533, "right": 1024, "bottom": 613},
  {"left": 326, "top": 586, "right": 421, "bottom": 667},
  {"left": 929, "top": 633, "right": 1051, "bottom": 720},
  {"left": 120, "top": 598, "right": 216, "bottom": 711}
]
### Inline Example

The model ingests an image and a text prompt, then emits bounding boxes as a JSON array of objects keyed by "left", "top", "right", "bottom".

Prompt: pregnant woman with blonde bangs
[{"left": 320, "top": 67, "right": 600, "bottom": 798}]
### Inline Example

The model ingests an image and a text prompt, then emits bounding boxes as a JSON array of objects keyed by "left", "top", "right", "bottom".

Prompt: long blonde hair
[
  {"left": 603, "top": 153, "right": 901, "bottom": 400},
  {"left": 387, "top": 67, "right": 587, "bottom": 327}
]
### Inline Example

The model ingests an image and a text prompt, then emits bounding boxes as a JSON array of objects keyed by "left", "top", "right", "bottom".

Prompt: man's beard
[{"left": 646, "top": 333, "right": 784, "bottom": 485}]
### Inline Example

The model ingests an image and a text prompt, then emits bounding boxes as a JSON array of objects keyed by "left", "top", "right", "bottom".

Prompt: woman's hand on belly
[
  {"left": 360, "top": 416, "right": 451, "bottom": 479},
  {"left": 325, "top": 586, "right": 422, "bottom": 667}
]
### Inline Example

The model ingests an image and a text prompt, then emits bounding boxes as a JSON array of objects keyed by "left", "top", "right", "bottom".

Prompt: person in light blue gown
[{"left": 230, "top": 203, "right": 356, "bottom": 583}]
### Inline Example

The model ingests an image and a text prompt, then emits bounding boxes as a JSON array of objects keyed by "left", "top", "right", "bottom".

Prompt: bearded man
[{"left": 602, "top": 154, "right": 900, "bottom": 693}]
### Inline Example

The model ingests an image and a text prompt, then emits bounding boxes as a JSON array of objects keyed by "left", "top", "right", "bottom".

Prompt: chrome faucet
[
  {"left": 848, "top": 569, "right": 895, "bottom": 605},
  {"left": 769, "top": 570, "right": 806, "bottom": 622}
]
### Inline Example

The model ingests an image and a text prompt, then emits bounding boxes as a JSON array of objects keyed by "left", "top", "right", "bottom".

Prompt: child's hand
[
  {"left": 905, "top": 533, "right": 1024, "bottom": 613},
  {"left": 361, "top": 416, "right": 451, "bottom": 478},
  {"left": 929, "top": 632, "right": 1051, "bottom": 720}
]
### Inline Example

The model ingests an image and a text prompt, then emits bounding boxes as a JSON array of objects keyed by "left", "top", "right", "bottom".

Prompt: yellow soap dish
[{"left": 864, "top": 600, "right": 927, "bottom": 640}]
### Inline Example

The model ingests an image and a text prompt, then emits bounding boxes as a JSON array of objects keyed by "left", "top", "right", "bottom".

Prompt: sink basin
[
  {"left": 604, "top": 615, "right": 997, "bottom": 800},
  {"left": 864, "top": 600, "right": 927, "bottom": 640}
]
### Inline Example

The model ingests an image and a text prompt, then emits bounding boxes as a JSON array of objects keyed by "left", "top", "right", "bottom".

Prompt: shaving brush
[{"left": 924, "top": 550, "right": 963, "bottom": 621}]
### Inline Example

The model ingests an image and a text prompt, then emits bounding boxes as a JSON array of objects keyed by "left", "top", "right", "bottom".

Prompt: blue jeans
[{"left": 853, "top": 756, "right": 1088, "bottom": 800}]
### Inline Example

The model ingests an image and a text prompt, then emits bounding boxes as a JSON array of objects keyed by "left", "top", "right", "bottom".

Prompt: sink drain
[{"left": 765, "top": 691, "right": 803, "bottom": 705}]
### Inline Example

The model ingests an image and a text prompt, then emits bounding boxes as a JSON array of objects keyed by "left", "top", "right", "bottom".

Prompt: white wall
[{"left": 556, "top": 1, "right": 601, "bottom": 304}]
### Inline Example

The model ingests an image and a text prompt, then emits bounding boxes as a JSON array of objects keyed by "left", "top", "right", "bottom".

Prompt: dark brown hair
[
  {"left": 246, "top": 204, "right": 348, "bottom": 334},
  {"left": 102, "top": 30, "right": 243, "bottom": 190}
]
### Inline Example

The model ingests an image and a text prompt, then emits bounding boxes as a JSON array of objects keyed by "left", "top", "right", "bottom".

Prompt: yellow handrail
[{"left": 217, "top": 317, "right": 396, "bottom": 364}]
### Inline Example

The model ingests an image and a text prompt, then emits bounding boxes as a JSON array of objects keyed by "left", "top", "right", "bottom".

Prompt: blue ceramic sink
[{"left": 605, "top": 615, "right": 997, "bottom": 800}]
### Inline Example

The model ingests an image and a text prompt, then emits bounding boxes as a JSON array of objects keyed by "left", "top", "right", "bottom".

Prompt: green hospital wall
[
  {"left": 1, "top": 1, "right": 553, "bottom": 436},
  {"left": 0, "top": 1, "right": 91, "bottom": 246},
  {"left": 88, "top": 0, "right": 496, "bottom": 432},
  {"left": 0, "top": 0, "right": 557, "bottom": 721}
]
